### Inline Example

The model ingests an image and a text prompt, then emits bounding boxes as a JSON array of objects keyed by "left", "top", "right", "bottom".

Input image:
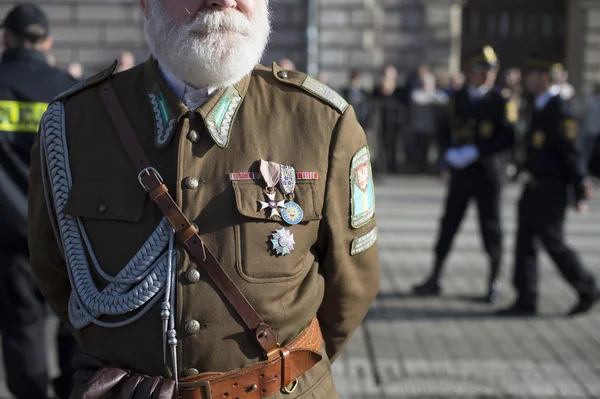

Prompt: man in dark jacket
[
  {"left": 412, "top": 46, "right": 516, "bottom": 302},
  {"left": 498, "top": 56, "right": 600, "bottom": 316},
  {"left": 0, "top": 4, "right": 79, "bottom": 398}
]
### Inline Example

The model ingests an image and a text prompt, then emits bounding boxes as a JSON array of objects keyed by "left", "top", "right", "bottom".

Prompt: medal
[
  {"left": 279, "top": 164, "right": 304, "bottom": 225},
  {"left": 271, "top": 228, "right": 295, "bottom": 256},
  {"left": 258, "top": 160, "right": 286, "bottom": 219}
]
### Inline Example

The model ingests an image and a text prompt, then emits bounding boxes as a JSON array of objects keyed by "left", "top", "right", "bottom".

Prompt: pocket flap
[
  {"left": 232, "top": 180, "right": 322, "bottom": 222},
  {"left": 63, "top": 181, "right": 147, "bottom": 222}
]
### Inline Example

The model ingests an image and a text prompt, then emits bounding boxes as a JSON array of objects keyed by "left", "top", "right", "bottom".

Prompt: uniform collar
[
  {"left": 535, "top": 85, "right": 561, "bottom": 111},
  {"left": 158, "top": 62, "right": 217, "bottom": 109},
  {"left": 1, "top": 47, "right": 49, "bottom": 66},
  {"left": 467, "top": 84, "right": 491, "bottom": 101},
  {"left": 143, "top": 57, "right": 252, "bottom": 149}
]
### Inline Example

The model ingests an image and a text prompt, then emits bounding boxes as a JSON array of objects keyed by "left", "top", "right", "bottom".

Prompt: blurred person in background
[
  {"left": 278, "top": 57, "right": 296, "bottom": 72},
  {"left": 498, "top": 57, "right": 599, "bottom": 317},
  {"left": 582, "top": 82, "right": 600, "bottom": 168},
  {"left": 46, "top": 53, "right": 56, "bottom": 67},
  {"left": 501, "top": 68, "right": 528, "bottom": 179},
  {"left": 67, "top": 61, "right": 84, "bottom": 79},
  {"left": 116, "top": 50, "right": 136, "bottom": 72},
  {"left": 412, "top": 46, "right": 516, "bottom": 303},
  {"left": 443, "top": 72, "right": 465, "bottom": 97},
  {"left": 343, "top": 70, "right": 369, "bottom": 127},
  {"left": 317, "top": 71, "right": 329, "bottom": 85},
  {"left": 407, "top": 72, "right": 448, "bottom": 174},
  {"left": 0, "top": 3, "right": 79, "bottom": 399},
  {"left": 373, "top": 64, "right": 406, "bottom": 174}
]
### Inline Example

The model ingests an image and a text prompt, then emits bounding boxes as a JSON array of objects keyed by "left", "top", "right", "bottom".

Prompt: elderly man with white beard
[{"left": 27, "top": 0, "right": 380, "bottom": 398}]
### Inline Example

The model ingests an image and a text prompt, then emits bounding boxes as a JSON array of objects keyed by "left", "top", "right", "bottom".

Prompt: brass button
[
  {"left": 187, "top": 130, "right": 200, "bottom": 144},
  {"left": 183, "top": 368, "right": 199, "bottom": 378},
  {"left": 97, "top": 202, "right": 107, "bottom": 213},
  {"left": 185, "top": 320, "right": 201, "bottom": 335},
  {"left": 184, "top": 176, "right": 199, "bottom": 189},
  {"left": 185, "top": 269, "right": 201, "bottom": 284},
  {"left": 277, "top": 70, "right": 288, "bottom": 79}
]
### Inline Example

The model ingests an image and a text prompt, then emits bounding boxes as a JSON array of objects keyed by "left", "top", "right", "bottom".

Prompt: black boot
[
  {"left": 568, "top": 287, "right": 600, "bottom": 317},
  {"left": 412, "top": 275, "right": 441, "bottom": 296},
  {"left": 485, "top": 262, "right": 501, "bottom": 303},
  {"left": 496, "top": 300, "right": 537, "bottom": 317}
]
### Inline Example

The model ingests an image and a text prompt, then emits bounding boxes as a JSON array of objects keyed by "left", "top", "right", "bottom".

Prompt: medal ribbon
[
  {"left": 279, "top": 164, "right": 296, "bottom": 197},
  {"left": 260, "top": 159, "right": 281, "bottom": 189}
]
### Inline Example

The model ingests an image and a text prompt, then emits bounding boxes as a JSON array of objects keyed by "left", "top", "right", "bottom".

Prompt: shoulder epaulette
[
  {"left": 52, "top": 60, "right": 117, "bottom": 103},
  {"left": 271, "top": 62, "right": 349, "bottom": 114}
]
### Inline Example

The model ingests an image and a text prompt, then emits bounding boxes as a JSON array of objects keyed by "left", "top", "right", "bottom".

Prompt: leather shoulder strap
[{"left": 96, "top": 79, "right": 278, "bottom": 355}]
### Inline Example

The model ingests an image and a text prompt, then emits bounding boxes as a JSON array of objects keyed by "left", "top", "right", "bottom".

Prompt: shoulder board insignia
[
  {"left": 272, "top": 63, "right": 348, "bottom": 114},
  {"left": 53, "top": 60, "right": 117, "bottom": 103}
]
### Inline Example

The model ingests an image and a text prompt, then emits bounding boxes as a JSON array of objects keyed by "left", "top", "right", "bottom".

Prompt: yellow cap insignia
[
  {"left": 484, "top": 46, "right": 498, "bottom": 64},
  {"left": 506, "top": 100, "right": 519, "bottom": 124},
  {"left": 479, "top": 121, "right": 494, "bottom": 138},
  {"left": 563, "top": 119, "right": 578, "bottom": 141},
  {"left": 532, "top": 131, "right": 545, "bottom": 149}
]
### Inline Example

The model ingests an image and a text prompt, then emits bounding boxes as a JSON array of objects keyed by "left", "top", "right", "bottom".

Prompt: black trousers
[
  {"left": 513, "top": 182, "right": 597, "bottom": 308},
  {"left": 0, "top": 252, "right": 79, "bottom": 399},
  {"left": 434, "top": 167, "right": 503, "bottom": 275}
]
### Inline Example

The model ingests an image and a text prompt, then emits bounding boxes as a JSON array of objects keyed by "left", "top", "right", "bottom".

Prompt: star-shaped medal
[
  {"left": 258, "top": 192, "right": 286, "bottom": 218},
  {"left": 271, "top": 228, "right": 295, "bottom": 256}
]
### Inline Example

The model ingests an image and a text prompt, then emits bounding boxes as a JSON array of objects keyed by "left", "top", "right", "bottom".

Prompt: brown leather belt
[{"left": 178, "top": 318, "right": 323, "bottom": 399}]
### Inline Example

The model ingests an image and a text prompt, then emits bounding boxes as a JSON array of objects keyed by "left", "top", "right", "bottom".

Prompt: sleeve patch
[
  {"left": 351, "top": 226, "right": 378, "bottom": 256},
  {"left": 562, "top": 119, "right": 578, "bottom": 141},
  {"left": 350, "top": 145, "right": 375, "bottom": 228}
]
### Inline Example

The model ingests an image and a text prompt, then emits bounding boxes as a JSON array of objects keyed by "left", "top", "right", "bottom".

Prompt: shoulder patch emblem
[
  {"left": 205, "top": 86, "right": 243, "bottom": 148},
  {"left": 562, "top": 118, "right": 578, "bottom": 141},
  {"left": 505, "top": 99, "right": 519, "bottom": 123},
  {"left": 301, "top": 76, "right": 349, "bottom": 114},
  {"left": 351, "top": 226, "right": 378, "bottom": 256},
  {"left": 147, "top": 83, "right": 176, "bottom": 148},
  {"left": 350, "top": 146, "right": 375, "bottom": 229},
  {"left": 53, "top": 60, "right": 117, "bottom": 103}
]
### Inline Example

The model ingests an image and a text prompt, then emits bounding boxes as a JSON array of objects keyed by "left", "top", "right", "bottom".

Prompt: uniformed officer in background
[
  {"left": 413, "top": 46, "right": 516, "bottom": 303},
  {"left": 0, "top": 3, "right": 79, "bottom": 398},
  {"left": 498, "top": 56, "right": 600, "bottom": 317}
]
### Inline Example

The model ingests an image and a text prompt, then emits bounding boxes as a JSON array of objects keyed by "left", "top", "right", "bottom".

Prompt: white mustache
[{"left": 185, "top": 9, "right": 252, "bottom": 35}]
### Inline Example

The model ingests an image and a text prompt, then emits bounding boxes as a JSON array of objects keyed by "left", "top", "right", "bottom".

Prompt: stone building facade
[{"left": 0, "top": 0, "right": 598, "bottom": 92}]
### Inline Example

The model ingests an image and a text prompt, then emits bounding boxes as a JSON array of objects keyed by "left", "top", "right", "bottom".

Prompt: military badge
[
  {"left": 271, "top": 228, "right": 295, "bottom": 256},
  {"left": 205, "top": 86, "right": 243, "bottom": 148},
  {"left": 351, "top": 146, "right": 375, "bottom": 228},
  {"left": 148, "top": 84, "right": 176, "bottom": 148},
  {"left": 259, "top": 191, "right": 286, "bottom": 219},
  {"left": 479, "top": 121, "right": 494, "bottom": 138},
  {"left": 562, "top": 119, "right": 578, "bottom": 141},
  {"left": 258, "top": 160, "right": 285, "bottom": 219},
  {"left": 532, "top": 131, "right": 545, "bottom": 149},
  {"left": 505, "top": 100, "right": 519, "bottom": 123},
  {"left": 282, "top": 202, "right": 303, "bottom": 225},
  {"left": 279, "top": 164, "right": 304, "bottom": 225}
]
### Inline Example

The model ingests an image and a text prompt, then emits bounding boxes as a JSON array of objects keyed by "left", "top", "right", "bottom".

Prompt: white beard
[{"left": 145, "top": 1, "right": 271, "bottom": 89}]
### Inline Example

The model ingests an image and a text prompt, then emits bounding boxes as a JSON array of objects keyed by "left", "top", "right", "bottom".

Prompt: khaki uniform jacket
[{"left": 28, "top": 59, "right": 380, "bottom": 398}]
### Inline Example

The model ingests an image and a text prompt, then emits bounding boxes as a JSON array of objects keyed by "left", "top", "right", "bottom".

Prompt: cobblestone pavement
[
  {"left": 333, "top": 176, "right": 600, "bottom": 399},
  {"left": 1, "top": 176, "right": 599, "bottom": 398}
]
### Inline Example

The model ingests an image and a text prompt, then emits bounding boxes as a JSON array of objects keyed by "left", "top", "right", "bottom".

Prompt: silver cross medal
[
  {"left": 258, "top": 159, "right": 286, "bottom": 219},
  {"left": 259, "top": 191, "right": 286, "bottom": 218}
]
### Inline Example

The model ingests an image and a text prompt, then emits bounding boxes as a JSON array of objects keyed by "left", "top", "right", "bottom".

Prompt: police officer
[
  {"left": 0, "top": 4, "right": 79, "bottom": 398},
  {"left": 28, "top": 0, "right": 380, "bottom": 397},
  {"left": 498, "top": 56, "right": 600, "bottom": 317},
  {"left": 413, "top": 46, "right": 516, "bottom": 302}
]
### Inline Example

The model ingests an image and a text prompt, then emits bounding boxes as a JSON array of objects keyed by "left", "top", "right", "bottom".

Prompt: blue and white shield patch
[{"left": 350, "top": 146, "right": 375, "bottom": 228}]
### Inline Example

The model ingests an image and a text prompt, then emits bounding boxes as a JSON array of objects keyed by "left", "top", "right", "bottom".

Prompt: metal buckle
[
  {"left": 282, "top": 379, "right": 298, "bottom": 394},
  {"left": 137, "top": 167, "right": 164, "bottom": 192},
  {"left": 178, "top": 379, "right": 212, "bottom": 399}
]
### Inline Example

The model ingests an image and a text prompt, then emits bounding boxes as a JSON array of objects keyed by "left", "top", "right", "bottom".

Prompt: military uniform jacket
[
  {"left": 0, "top": 48, "right": 76, "bottom": 248},
  {"left": 523, "top": 94, "right": 586, "bottom": 201},
  {"left": 28, "top": 59, "right": 380, "bottom": 398},
  {"left": 440, "top": 87, "right": 516, "bottom": 177}
]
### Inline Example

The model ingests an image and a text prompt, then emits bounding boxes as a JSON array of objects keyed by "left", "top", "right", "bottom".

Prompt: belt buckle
[{"left": 179, "top": 379, "right": 212, "bottom": 399}]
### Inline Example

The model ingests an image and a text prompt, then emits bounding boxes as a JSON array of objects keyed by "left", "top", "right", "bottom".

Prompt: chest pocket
[
  {"left": 232, "top": 180, "right": 322, "bottom": 283},
  {"left": 63, "top": 181, "right": 147, "bottom": 222}
]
